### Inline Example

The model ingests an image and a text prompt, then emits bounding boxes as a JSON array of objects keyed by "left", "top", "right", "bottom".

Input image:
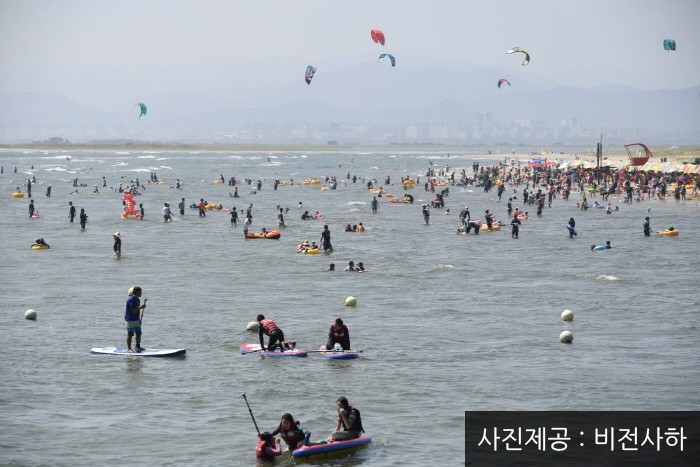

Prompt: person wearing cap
[
  {"left": 257, "top": 314, "right": 287, "bottom": 352},
  {"left": 124, "top": 286, "right": 146, "bottom": 352},
  {"left": 113, "top": 232, "right": 122, "bottom": 258},
  {"left": 325, "top": 318, "right": 350, "bottom": 350},
  {"left": 198, "top": 198, "right": 206, "bottom": 217}
]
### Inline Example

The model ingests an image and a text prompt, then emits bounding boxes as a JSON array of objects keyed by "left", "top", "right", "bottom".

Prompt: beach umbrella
[
  {"left": 695, "top": 165, "right": 700, "bottom": 174},
  {"left": 681, "top": 164, "right": 695, "bottom": 174}
]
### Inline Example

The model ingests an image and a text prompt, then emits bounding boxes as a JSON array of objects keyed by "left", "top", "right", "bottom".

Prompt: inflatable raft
[
  {"left": 12, "top": 192, "right": 25, "bottom": 198},
  {"left": 30, "top": 244, "right": 50, "bottom": 250},
  {"left": 246, "top": 230, "right": 281, "bottom": 239},
  {"left": 292, "top": 434, "right": 371, "bottom": 459},
  {"left": 657, "top": 229, "right": 679, "bottom": 237}
]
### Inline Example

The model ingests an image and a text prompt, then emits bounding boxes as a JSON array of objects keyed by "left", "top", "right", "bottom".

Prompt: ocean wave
[
  {"left": 45, "top": 167, "right": 68, "bottom": 172},
  {"left": 596, "top": 274, "right": 621, "bottom": 281},
  {"left": 137, "top": 155, "right": 156, "bottom": 159},
  {"left": 347, "top": 201, "right": 366, "bottom": 206}
]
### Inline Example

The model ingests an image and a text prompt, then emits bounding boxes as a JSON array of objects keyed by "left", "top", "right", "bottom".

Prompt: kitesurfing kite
[
  {"left": 137, "top": 103, "right": 147, "bottom": 120},
  {"left": 497, "top": 78, "right": 510, "bottom": 88},
  {"left": 371, "top": 29, "right": 385, "bottom": 46},
  {"left": 305, "top": 65, "right": 316, "bottom": 85},
  {"left": 506, "top": 47, "right": 530, "bottom": 66},
  {"left": 663, "top": 39, "right": 676, "bottom": 51},
  {"left": 379, "top": 53, "right": 396, "bottom": 67}
]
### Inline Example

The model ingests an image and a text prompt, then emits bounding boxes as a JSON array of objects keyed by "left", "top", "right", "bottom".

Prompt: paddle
[
  {"left": 242, "top": 393, "right": 261, "bottom": 435},
  {"left": 139, "top": 298, "right": 147, "bottom": 323}
]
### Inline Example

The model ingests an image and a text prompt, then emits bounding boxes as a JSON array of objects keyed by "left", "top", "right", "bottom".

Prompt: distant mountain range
[{"left": 1, "top": 62, "right": 698, "bottom": 143}]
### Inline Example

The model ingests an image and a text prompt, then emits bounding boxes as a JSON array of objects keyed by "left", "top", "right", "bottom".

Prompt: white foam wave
[{"left": 596, "top": 274, "right": 621, "bottom": 281}]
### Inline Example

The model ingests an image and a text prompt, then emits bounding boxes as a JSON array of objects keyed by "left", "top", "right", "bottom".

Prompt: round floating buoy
[
  {"left": 24, "top": 309, "right": 37, "bottom": 321},
  {"left": 559, "top": 331, "right": 573, "bottom": 344},
  {"left": 561, "top": 309, "right": 574, "bottom": 322},
  {"left": 345, "top": 296, "right": 357, "bottom": 307},
  {"left": 246, "top": 321, "right": 259, "bottom": 333}
]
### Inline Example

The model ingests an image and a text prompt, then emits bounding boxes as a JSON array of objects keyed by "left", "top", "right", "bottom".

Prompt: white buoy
[
  {"left": 24, "top": 309, "right": 37, "bottom": 321},
  {"left": 559, "top": 331, "right": 573, "bottom": 344},
  {"left": 345, "top": 296, "right": 357, "bottom": 307},
  {"left": 561, "top": 309, "right": 574, "bottom": 322},
  {"left": 245, "top": 321, "right": 259, "bottom": 333}
]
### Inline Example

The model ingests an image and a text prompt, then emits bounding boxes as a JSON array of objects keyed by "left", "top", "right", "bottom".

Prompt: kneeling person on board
[
  {"left": 326, "top": 318, "right": 350, "bottom": 350},
  {"left": 124, "top": 286, "right": 146, "bottom": 352},
  {"left": 331, "top": 396, "right": 364, "bottom": 441},
  {"left": 257, "top": 314, "right": 290, "bottom": 351},
  {"left": 272, "top": 413, "right": 311, "bottom": 450}
]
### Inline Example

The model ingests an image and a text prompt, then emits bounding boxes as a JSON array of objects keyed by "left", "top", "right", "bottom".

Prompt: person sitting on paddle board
[
  {"left": 256, "top": 432, "right": 282, "bottom": 461},
  {"left": 271, "top": 413, "right": 311, "bottom": 450},
  {"left": 331, "top": 397, "right": 364, "bottom": 441},
  {"left": 125, "top": 286, "right": 146, "bottom": 353},
  {"left": 257, "top": 314, "right": 288, "bottom": 352},
  {"left": 325, "top": 318, "right": 350, "bottom": 351}
]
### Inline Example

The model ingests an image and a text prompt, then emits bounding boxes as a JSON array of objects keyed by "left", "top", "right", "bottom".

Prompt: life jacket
[
  {"left": 260, "top": 319, "right": 280, "bottom": 336},
  {"left": 340, "top": 406, "right": 364, "bottom": 433},
  {"left": 256, "top": 440, "right": 273, "bottom": 460},
  {"left": 330, "top": 324, "right": 348, "bottom": 341},
  {"left": 278, "top": 420, "right": 305, "bottom": 448}
]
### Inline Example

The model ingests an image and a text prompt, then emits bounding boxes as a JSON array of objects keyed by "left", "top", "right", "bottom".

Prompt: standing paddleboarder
[{"left": 124, "top": 286, "right": 146, "bottom": 352}]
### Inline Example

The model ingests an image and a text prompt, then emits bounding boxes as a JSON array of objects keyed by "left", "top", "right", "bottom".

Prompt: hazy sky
[{"left": 1, "top": 0, "right": 698, "bottom": 110}]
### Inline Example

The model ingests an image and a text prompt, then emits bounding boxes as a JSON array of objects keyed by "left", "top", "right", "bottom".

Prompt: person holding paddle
[{"left": 125, "top": 286, "right": 147, "bottom": 353}]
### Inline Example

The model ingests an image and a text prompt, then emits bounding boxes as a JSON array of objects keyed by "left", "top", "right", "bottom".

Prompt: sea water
[{"left": 1, "top": 148, "right": 699, "bottom": 466}]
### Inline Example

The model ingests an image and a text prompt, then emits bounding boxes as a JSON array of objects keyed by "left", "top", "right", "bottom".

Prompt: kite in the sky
[
  {"left": 371, "top": 29, "right": 385, "bottom": 46},
  {"left": 137, "top": 103, "right": 147, "bottom": 120},
  {"left": 663, "top": 39, "right": 676, "bottom": 51},
  {"left": 506, "top": 47, "right": 530, "bottom": 66},
  {"left": 379, "top": 53, "right": 396, "bottom": 67},
  {"left": 497, "top": 78, "right": 510, "bottom": 88},
  {"left": 305, "top": 65, "right": 316, "bottom": 85}
]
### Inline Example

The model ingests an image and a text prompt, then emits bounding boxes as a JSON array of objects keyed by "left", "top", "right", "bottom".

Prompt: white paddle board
[{"left": 90, "top": 347, "right": 186, "bottom": 357}]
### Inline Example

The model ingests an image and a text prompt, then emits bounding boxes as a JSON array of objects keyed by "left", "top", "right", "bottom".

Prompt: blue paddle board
[
  {"left": 320, "top": 345, "right": 360, "bottom": 360},
  {"left": 90, "top": 347, "right": 186, "bottom": 357},
  {"left": 566, "top": 225, "right": 577, "bottom": 236},
  {"left": 292, "top": 434, "right": 371, "bottom": 458}
]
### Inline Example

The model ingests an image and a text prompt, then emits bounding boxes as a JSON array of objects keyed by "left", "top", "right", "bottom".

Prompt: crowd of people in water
[{"left": 6, "top": 154, "right": 696, "bottom": 460}]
